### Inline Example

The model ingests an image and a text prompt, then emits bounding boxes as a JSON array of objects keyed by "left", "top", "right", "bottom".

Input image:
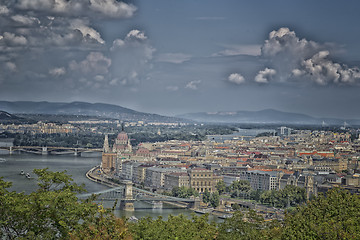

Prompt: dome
[{"left": 117, "top": 131, "right": 128, "bottom": 142}]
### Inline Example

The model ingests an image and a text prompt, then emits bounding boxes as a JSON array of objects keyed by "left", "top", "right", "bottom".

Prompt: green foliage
[
  {"left": 129, "top": 214, "right": 217, "bottom": 240},
  {"left": 0, "top": 168, "right": 100, "bottom": 239},
  {"left": 281, "top": 188, "right": 360, "bottom": 240},
  {"left": 260, "top": 185, "right": 306, "bottom": 208},
  {"left": 217, "top": 210, "right": 264, "bottom": 240},
  {"left": 203, "top": 189, "right": 211, "bottom": 203},
  {"left": 171, "top": 186, "right": 199, "bottom": 198},
  {"left": 209, "top": 192, "right": 220, "bottom": 208},
  {"left": 215, "top": 180, "right": 226, "bottom": 195},
  {"left": 70, "top": 206, "right": 131, "bottom": 240},
  {"left": 230, "top": 180, "right": 251, "bottom": 192}
]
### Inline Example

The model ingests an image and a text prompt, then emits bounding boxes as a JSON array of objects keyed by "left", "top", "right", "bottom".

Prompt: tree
[
  {"left": 209, "top": 192, "right": 220, "bottom": 208},
  {"left": 203, "top": 189, "right": 211, "bottom": 203},
  {"left": 129, "top": 214, "right": 217, "bottom": 240},
  {"left": 280, "top": 188, "right": 360, "bottom": 239},
  {"left": 215, "top": 180, "right": 226, "bottom": 195},
  {"left": 230, "top": 180, "right": 251, "bottom": 192},
  {"left": 217, "top": 210, "right": 264, "bottom": 240},
  {"left": 70, "top": 205, "right": 131, "bottom": 240},
  {"left": 0, "top": 168, "right": 123, "bottom": 239}
]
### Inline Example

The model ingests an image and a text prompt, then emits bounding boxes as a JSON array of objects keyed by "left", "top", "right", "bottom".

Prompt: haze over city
[{"left": 1, "top": 0, "right": 360, "bottom": 119}]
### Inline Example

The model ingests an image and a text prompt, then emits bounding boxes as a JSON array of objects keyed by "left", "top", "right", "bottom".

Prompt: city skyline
[{"left": 1, "top": 0, "right": 360, "bottom": 119}]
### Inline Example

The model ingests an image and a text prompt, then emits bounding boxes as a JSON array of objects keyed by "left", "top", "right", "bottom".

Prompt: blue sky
[{"left": 1, "top": 0, "right": 360, "bottom": 118}]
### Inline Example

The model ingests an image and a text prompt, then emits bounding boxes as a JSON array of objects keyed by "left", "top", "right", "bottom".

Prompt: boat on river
[
  {"left": 26, "top": 173, "right": 31, "bottom": 179},
  {"left": 0, "top": 158, "right": 6, "bottom": 162},
  {"left": 20, "top": 170, "right": 25, "bottom": 175}
]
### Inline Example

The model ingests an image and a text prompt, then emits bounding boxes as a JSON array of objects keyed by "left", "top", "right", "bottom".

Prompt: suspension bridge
[{"left": 77, "top": 180, "right": 200, "bottom": 211}]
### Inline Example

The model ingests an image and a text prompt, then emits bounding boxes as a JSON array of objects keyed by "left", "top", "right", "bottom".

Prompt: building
[
  {"left": 189, "top": 168, "right": 222, "bottom": 193},
  {"left": 164, "top": 172, "right": 190, "bottom": 191},
  {"left": 101, "top": 127, "right": 133, "bottom": 173},
  {"left": 145, "top": 167, "right": 185, "bottom": 189}
]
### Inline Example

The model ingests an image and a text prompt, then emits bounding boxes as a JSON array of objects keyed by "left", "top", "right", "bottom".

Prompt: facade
[
  {"left": 189, "top": 168, "right": 221, "bottom": 193},
  {"left": 101, "top": 128, "right": 133, "bottom": 173},
  {"left": 145, "top": 167, "right": 184, "bottom": 189},
  {"left": 164, "top": 172, "right": 190, "bottom": 191}
]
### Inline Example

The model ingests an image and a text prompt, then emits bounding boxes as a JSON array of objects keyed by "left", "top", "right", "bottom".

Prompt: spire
[{"left": 103, "top": 134, "right": 110, "bottom": 153}]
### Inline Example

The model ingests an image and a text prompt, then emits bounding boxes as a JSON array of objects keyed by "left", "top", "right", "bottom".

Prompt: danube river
[{"left": 0, "top": 154, "right": 199, "bottom": 220}]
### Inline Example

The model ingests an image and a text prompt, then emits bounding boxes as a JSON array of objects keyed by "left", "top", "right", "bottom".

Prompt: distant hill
[
  {"left": 177, "top": 109, "right": 360, "bottom": 125},
  {"left": 0, "top": 110, "right": 20, "bottom": 120},
  {"left": 0, "top": 101, "right": 186, "bottom": 123}
]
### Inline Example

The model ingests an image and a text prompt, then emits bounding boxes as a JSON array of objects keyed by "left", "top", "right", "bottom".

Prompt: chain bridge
[{"left": 77, "top": 180, "right": 200, "bottom": 211}]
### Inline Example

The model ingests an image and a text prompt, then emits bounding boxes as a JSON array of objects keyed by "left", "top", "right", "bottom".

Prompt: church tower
[{"left": 103, "top": 134, "right": 110, "bottom": 153}]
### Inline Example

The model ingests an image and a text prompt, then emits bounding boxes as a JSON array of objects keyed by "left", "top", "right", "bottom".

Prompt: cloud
[
  {"left": 0, "top": 5, "right": 9, "bottom": 15},
  {"left": 228, "top": 73, "right": 245, "bottom": 84},
  {"left": 110, "top": 39, "right": 125, "bottom": 51},
  {"left": 49, "top": 67, "right": 66, "bottom": 76},
  {"left": 5, "top": 62, "right": 17, "bottom": 72},
  {"left": 195, "top": 17, "right": 225, "bottom": 21},
  {"left": 186, "top": 80, "right": 201, "bottom": 90},
  {"left": 109, "top": 29, "right": 156, "bottom": 86},
  {"left": 16, "top": 0, "right": 136, "bottom": 19},
  {"left": 214, "top": 44, "right": 261, "bottom": 57},
  {"left": 156, "top": 53, "right": 192, "bottom": 64},
  {"left": 125, "top": 29, "right": 148, "bottom": 41},
  {"left": 231, "top": 27, "right": 360, "bottom": 86},
  {"left": 300, "top": 50, "right": 360, "bottom": 85},
  {"left": 3, "top": 32, "right": 28, "bottom": 45},
  {"left": 166, "top": 86, "right": 179, "bottom": 91},
  {"left": 261, "top": 27, "right": 360, "bottom": 85},
  {"left": 11, "top": 15, "right": 40, "bottom": 25},
  {"left": 89, "top": 0, "right": 137, "bottom": 18},
  {"left": 69, "top": 52, "right": 111, "bottom": 75},
  {"left": 254, "top": 68, "right": 276, "bottom": 83},
  {"left": 70, "top": 19, "right": 105, "bottom": 44}
]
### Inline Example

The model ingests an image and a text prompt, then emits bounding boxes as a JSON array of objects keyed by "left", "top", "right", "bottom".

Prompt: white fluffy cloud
[
  {"left": 261, "top": 27, "right": 360, "bottom": 85},
  {"left": 49, "top": 67, "right": 66, "bottom": 76},
  {"left": 186, "top": 80, "right": 201, "bottom": 90},
  {"left": 228, "top": 73, "right": 245, "bottom": 84},
  {"left": 70, "top": 19, "right": 104, "bottom": 44},
  {"left": 69, "top": 52, "right": 111, "bottom": 75},
  {"left": 229, "top": 27, "right": 360, "bottom": 86},
  {"left": 16, "top": 0, "right": 136, "bottom": 18},
  {"left": 300, "top": 50, "right": 360, "bottom": 85},
  {"left": 0, "top": 5, "right": 9, "bottom": 15},
  {"left": 3, "top": 32, "right": 27, "bottom": 45},
  {"left": 125, "top": 30, "right": 148, "bottom": 41},
  {"left": 89, "top": 0, "right": 136, "bottom": 18},
  {"left": 11, "top": 15, "right": 40, "bottom": 25},
  {"left": 254, "top": 68, "right": 276, "bottom": 83},
  {"left": 5, "top": 62, "right": 17, "bottom": 72}
]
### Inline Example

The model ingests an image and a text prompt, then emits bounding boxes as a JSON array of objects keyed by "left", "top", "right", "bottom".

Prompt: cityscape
[{"left": 1, "top": 0, "right": 360, "bottom": 239}]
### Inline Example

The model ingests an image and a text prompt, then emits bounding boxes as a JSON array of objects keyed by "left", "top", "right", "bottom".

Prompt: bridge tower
[
  {"left": 119, "top": 180, "right": 135, "bottom": 211},
  {"left": 42, "top": 147, "right": 48, "bottom": 155},
  {"left": 188, "top": 196, "right": 201, "bottom": 209}
]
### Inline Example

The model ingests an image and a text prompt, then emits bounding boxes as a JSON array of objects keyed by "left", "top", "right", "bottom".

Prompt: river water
[
  {"left": 0, "top": 154, "right": 216, "bottom": 221},
  {"left": 207, "top": 128, "right": 275, "bottom": 142}
]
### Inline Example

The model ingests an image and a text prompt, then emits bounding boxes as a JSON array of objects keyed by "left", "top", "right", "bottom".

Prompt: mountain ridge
[
  {"left": 0, "top": 101, "right": 185, "bottom": 123},
  {"left": 177, "top": 109, "right": 359, "bottom": 125}
]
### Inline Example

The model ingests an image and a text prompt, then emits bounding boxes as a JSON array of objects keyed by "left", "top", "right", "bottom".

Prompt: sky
[{"left": 1, "top": 0, "right": 360, "bottom": 118}]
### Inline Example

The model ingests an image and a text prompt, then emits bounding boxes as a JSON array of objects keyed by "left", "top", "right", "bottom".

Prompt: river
[
  {"left": 0, "top": 153, "right": 217, "bottom": 221},
  {"left": 207, "top": 128, "right": 276, "bottom": 142}
]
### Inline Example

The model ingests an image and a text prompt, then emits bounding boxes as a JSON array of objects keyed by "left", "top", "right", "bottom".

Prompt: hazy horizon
[{"left": 1, "top": 1, "right": 360, "bottom": 119}]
